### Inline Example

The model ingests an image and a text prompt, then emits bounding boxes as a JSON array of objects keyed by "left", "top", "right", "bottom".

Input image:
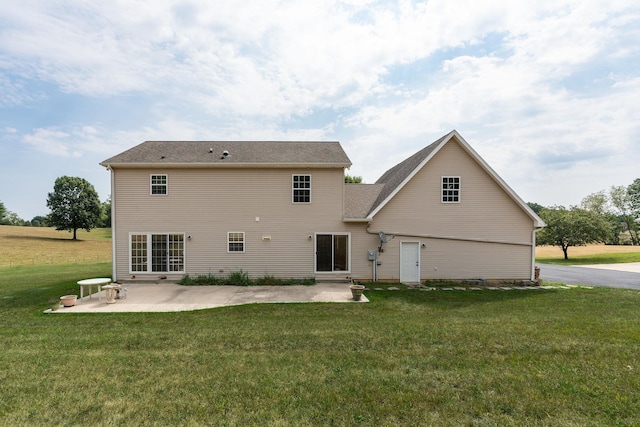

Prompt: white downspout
[
  {"left": 531, "top": 227, "right": 543, "bottom": 281},
  {"left": 110, "top": 167, "right": 117, "bottom": 282}
]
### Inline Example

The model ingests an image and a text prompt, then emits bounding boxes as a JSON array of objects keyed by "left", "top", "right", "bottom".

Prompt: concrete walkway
[
  {"left": 578, "top": 262, "right": 640, "bottom": 273},
  {"left": 48, "top": 282, "right": 368, "bottom": 313}
]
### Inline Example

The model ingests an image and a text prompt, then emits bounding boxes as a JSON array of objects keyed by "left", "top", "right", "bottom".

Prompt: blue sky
[{"left": 1, "top": 0, "right": 639, "bottom": 220}]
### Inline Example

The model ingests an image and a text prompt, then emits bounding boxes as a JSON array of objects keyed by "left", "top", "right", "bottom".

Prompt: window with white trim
[
  {"left": 150, "top": 174, "right": 168, "bottom": 195},
  {"left": 227, "top": 232, "right": 245, "bottom": 253},
  {"left": 442, "top": 176, "right": 460, "bottom": 203},
  {"left": 129, "top": 233, "right": 184, "bottom": 273},
  {"left": 130, "top": 234, "right": 147, "bottom": 272},
  {"left": 316, "top": 233, "right": 350, "bottom": 272},
  {"left": 292, "top": 174, "right": 311, "bottom": 203}
]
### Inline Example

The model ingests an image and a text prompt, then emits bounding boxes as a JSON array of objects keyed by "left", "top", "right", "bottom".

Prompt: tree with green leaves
[
  {"left": 100, "top": 196, "right": 111, "bottom": 228},
  {"left": 580, "top": 190, "right": 609, "bottom": 215},
  {"left": 30, "top": 216, "right": 49, "bottom": 227},
  {"left": 344, "top": 175, "right": 363, "bottom": 183},
  {"left": 527, "top": 202, "right": 544, "bottom": 215},
  {"left": 0, "top": 201, "right": 7, "bottom": 224},
  {"left": 628, "top": 178, "right": 640, "bottom": 219},
  {"left": 5, "top": 212, "right": 27, "bottom": 226},
  {"left": 46, "top": 176, "right": 101, "bottom": 240},
  {"left": 610, "top": 185, "right": 639, "bottom": 245},
  {"left": 537, "top": 206, "right": 611, "bottom": 259},
  {"left": 0, "top": 201, "right": 26, "bottom": 226},
  {"left": 580, "top": 190, "right": 624, "bottom": 245}
]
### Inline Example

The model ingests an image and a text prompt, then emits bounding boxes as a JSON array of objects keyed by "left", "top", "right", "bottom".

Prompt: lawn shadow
[
  {"left": 0, "top": 279, "right": 77, "bottom": 310},
  {"left": 4, "top": 235, "right": 83, "bottom": 242}
]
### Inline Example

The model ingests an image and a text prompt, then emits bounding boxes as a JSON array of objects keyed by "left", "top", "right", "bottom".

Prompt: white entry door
[{"left": 400, "top": 242, "right": 420, "bottom": 283}]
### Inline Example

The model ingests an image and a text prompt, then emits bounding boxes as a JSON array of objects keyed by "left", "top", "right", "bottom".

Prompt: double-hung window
[
  {"left": 129, "top": 233, "right": 184, "bottom": 273},
  {"left": 442, "top": 176, "right": 460, "bottom": 203},
  {"left": 151, "top": 174, "right": 168, "bottom": 195},
  {"left": 292, "top": 174, "right": 311, "bottom": 203},
  {"left": 227, "top": 232, "right": 245, "bottom": 253}
]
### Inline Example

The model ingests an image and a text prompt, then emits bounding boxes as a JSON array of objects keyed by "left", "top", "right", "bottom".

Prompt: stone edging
[{"left": 367, "top": 285, "right": 593, "bottom": 291}]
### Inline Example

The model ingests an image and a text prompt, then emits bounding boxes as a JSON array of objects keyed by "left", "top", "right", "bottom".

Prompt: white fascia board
[{"left": 101, "top": 162, "right": 351, "bottom": 169}]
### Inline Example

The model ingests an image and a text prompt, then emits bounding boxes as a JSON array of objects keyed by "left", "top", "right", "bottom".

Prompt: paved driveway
[{"left": 539, "top": 263, "right": 640, "bottom": 290}]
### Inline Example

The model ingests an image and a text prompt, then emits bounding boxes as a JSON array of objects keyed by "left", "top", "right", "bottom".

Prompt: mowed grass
[
  {"left": 1, "top": 230, "right": 640, "bottom": 425},
  {"left": 2, "top": 265, "right": 640, "bottom": 425},
  {"left": 0, "top": 225, "right": 111, "bottom": 268},
  {"left": 536, "top": 244, "right": 640, "bottom": 265}
]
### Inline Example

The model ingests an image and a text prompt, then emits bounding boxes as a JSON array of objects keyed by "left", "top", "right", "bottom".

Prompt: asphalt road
[{"left": 539, "top": 263, "right": 640, "bottom": 290}]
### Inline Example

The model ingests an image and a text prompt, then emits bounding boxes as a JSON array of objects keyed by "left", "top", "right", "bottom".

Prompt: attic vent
[
  {"left": 160, "top": 155, "right": 165, "bottom": 159},
  {"left": 209, "top": 148, "right": 213, "bottom": 153},
  {"left": 220, "top": 150, "right": 229, "bottom": 160}
]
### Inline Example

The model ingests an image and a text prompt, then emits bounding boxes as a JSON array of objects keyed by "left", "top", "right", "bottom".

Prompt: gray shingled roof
[
  {"left": 101, "top": 141, "right": 351, "bottom": 167},
  {"left": 344, "top": 183, "right": 385, "bottom": 219}
]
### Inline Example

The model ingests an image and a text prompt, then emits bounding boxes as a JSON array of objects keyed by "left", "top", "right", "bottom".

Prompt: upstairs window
[
  {"left": 442, "top": 176, "right": 460, "bottom": 203},
  {"left": 151, "top": 174, "right": 168, "bottom": 195},
  {"left": 292, "top": 174, "right": 311, "bottom": 203},
  {"left": 228, "top": 232, "right": 245, "bottom": 253}
]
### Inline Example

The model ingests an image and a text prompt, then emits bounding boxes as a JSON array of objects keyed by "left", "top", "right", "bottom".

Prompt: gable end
[{"left": 367, "top": 130, "right": 544, "bottom": 227}]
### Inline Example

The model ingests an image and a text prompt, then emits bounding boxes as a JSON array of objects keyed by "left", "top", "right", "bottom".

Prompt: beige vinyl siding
[
  {"left": 112, "top": 167, "right": 349, "bottom": 280},
  {"left": 368, "top": 238, "right": 532, "bottom": 282},
  {"left": 369, "top": 139, "right": 535, "bottom": 281},
  {"left": 347, "top": 226, "right": 389, "bottom": 281},
  {"left": 420, "top": 239, "right": 532, "bottom": 280}
]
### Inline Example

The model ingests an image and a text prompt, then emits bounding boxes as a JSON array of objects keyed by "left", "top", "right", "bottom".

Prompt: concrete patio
[{"left": 47, "top": 281, "right": 368, "bottom": 313}]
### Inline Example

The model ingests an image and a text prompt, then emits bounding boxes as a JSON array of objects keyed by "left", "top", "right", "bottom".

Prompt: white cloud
[
  {"left": 0, "top": 1, "right": 579, "bottom": 115},
  {"left": 20, "top": 125, "right": 135, "bottom": 158},
  {"left": 22, "top": 129, "right": 76, "bottom": 157}
]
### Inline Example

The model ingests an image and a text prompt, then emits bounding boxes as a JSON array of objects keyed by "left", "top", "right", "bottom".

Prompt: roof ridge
[{"left": 101, "top": 140, "right": 351, "bottom": 167}]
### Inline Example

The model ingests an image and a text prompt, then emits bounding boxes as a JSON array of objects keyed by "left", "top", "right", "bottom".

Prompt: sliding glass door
[{"left": 316, "top": 233, "right": 349, "bottom": 272}]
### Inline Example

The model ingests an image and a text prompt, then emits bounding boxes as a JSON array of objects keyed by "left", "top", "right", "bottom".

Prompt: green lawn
[{"left": 1, "top": 264, "right": 640, "bottom": 426}]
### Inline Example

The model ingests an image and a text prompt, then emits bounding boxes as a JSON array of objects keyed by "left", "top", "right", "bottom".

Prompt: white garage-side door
[{"left": 400, "top": 242, "right": 420, "bottom": 283}]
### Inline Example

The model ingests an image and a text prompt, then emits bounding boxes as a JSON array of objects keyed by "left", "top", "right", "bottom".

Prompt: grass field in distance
[{"left": 0, "top": 225, "right": 111, "bottom": 268}]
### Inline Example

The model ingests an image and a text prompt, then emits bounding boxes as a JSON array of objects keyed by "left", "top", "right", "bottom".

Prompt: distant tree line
[
  {"left": 532, "top": 178, "right": 640, "bottom": 259},
  {"left": 0, "top": 177, "right": 111, "bottom": 232},
  {"left": 344, "top": 175, "right": 363, "bottom": 183}
]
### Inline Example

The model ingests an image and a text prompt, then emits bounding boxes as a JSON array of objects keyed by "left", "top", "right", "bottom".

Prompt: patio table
[{"left": 77, "top": 278, "right": 111, "bottom": 301}]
